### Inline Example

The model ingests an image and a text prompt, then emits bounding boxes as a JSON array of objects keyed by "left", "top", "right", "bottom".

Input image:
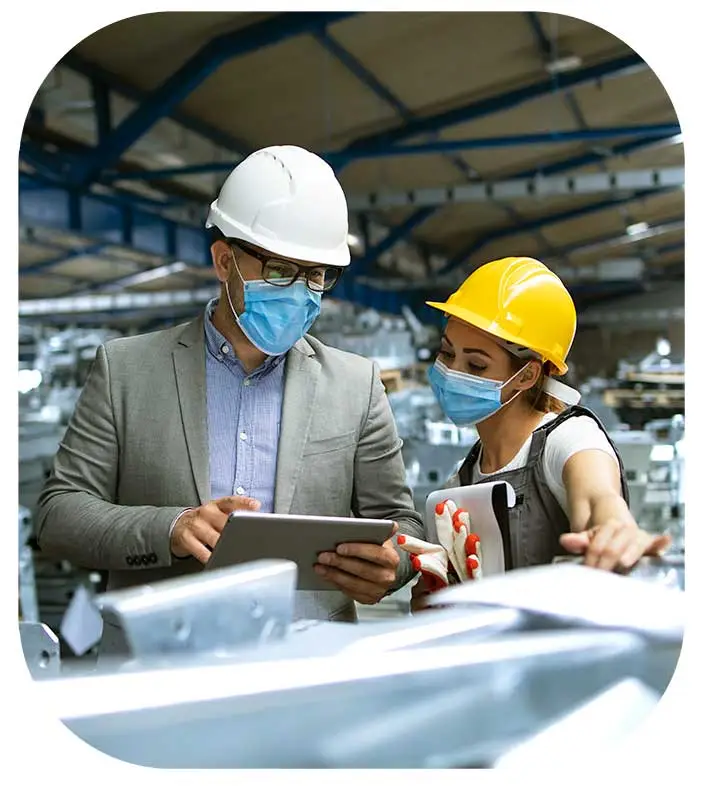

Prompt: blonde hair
[{"left": 509, "top": 356, "right": 566, "bottom": 414}]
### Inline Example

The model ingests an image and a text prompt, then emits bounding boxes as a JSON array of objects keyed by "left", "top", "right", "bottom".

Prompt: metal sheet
[
  {"left": 19, "top": 622, "right": 61, "bottom": 680},
  {"left": 97, "top": 559, "right": 297, "bottom": 661},
  {"left": 44, "top": 629, "right": 648, "bottom": 768}
]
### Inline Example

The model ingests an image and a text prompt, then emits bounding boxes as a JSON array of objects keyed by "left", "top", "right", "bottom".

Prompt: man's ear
[{"left": 211, "top": 240, "right": 232, "bottom": 283}]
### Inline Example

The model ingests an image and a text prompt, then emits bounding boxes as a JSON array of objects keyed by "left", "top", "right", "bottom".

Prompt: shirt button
[
  {"left": 221, "top": 344, "right": 230, "bottom": 355},
  {"left": 240, "top": 432, "right": 248, "bottom": 441},
  {"left": 243, "top": 379, "right": 251, "bottom": 387},
  {"left": 236, "top": 487, "right": 245, "bottom": 495}
]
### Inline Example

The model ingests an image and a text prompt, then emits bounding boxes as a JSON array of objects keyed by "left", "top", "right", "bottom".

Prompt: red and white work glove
[{"left": 397, "top": 499, "right": 483, "bottom": 599}]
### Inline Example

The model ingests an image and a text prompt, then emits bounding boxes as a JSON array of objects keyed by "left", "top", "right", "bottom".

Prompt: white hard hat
[{"left": 205, "top": 145, "right": 351, "bottom": 268}]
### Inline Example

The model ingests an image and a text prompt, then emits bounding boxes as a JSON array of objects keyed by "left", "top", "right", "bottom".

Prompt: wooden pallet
[
  {"left": 603, "top": 388, "right": 684, "bottom": 408},
  {"left": 380, "top": 369, "right": 404, "bottom": 393}
]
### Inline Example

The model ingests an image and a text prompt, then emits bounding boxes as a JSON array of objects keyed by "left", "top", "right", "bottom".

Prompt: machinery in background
[
  {"left": 18, "top": 325, "right": 117, "bottom": 654},
  {"left": 603, "top": 339, "right": 684, "bottom": 430},
  {"left": 19, "top": 325, "right": 120, "bottom": 509}
]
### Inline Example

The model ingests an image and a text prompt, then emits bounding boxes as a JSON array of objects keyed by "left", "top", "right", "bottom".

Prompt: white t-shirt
[{"left": 470, "top": 414, "right": 619, "bottom": 517}]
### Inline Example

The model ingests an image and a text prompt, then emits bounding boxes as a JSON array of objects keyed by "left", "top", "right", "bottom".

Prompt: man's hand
[
  {"left": 170, "top": 496, "right": 261, "bottom": 564},
  {"left": 314, "top": 523, "right": 400, "bottom": 604}
]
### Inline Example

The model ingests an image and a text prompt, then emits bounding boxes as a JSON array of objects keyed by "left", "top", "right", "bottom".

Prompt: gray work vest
[{"left": 457, "top": 405, "right": 631, "bottom": 571}]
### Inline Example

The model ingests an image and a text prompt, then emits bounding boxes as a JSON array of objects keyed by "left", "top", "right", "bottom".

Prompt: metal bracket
[
  {"left": 19, "top": 622, "right": 61, "bottom": 680},
  {"left": 95, "top": 559, "right": 297, "bottom": 660}
]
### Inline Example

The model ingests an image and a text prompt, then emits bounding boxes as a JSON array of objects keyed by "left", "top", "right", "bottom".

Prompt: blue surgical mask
[
  {"left": 428, "top": 359, "right": 528, "bottom": 427},
  {"left": 226, "top": 254, "right": 322, "bottom": 356}
]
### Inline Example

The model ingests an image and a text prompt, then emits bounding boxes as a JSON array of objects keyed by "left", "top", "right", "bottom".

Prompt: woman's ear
[
  {"left": 517, "top": 359, "right": 542, "bottom": 391},
  {"left": 211, "top": 240, "right": 232, "bottom": 283}
]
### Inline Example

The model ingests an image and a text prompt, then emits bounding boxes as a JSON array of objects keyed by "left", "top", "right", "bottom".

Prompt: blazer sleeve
[
  {"left": 351, "top": 361, "right": 425, "bottom": 590},
  {"left": 35, "top": 344, "right": 187, "bottom": 570}
]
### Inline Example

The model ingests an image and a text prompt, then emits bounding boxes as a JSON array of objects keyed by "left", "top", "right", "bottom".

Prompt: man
[{"left": 36, "top": 145, "right": 425, "bottom": 650}]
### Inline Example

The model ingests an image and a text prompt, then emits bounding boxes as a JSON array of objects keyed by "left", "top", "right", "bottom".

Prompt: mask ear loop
[
  {"left": 224, "top": 247, "right": 246, "bottom": 322},
  {"left": 473, "top": 362, "right": 531, "bottom": 426}
]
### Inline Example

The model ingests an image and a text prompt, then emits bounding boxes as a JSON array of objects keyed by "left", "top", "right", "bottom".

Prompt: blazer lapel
[
  {"left": 274, "top": 338, "right": 320, "bottom": 514},
  {"left": 172, "top": 317, "right": 210, "bottom": 505}
]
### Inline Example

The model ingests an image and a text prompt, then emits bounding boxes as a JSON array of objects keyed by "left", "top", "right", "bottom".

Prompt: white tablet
[{"left": 205, "top": 512, "right": 395, "bottom": 591}]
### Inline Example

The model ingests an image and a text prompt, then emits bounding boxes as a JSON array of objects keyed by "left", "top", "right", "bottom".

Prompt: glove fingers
[
  {"left": 434, "top": 500, "right": 456, "bottom": 555},
  {"left": 411, "top": 551, "right": 449, "bottom": 584},
  {"left": 397, "top": 534, "right": 446, "bottom": 557},
  {"left": 465, "top": 533, "right": 480, "bottom": 556},
  {"left": 451, "top": 509, "right": 471, "bottom": 580}
]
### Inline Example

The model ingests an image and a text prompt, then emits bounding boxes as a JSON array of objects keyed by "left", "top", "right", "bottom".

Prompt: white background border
[{"left": 4, "top": 1, "right": 700, "bottom": 783}]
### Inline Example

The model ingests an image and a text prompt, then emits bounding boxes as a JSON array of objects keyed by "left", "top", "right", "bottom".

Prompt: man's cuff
[{"left": 169, "top": 508, "right": 195, "bottom": 561}]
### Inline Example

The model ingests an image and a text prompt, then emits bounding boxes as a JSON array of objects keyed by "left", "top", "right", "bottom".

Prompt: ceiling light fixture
[
  {"left": 545, "top": 54, "right": 583, "bottom": 74},
  {"left": 626, "top": 222, "right": 649, "bottom": 236}
]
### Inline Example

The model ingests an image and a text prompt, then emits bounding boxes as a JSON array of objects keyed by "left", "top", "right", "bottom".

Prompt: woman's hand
[
  {"left": 560, "top": 514, "right": 671, "bottom": 572},
  {"left": 562, "top": 450, "right": 671, "bottom": 572}
]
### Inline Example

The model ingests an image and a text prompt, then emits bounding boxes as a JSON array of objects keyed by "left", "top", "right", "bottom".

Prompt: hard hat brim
[
  {"left": 426, "top": 299, "right": 568, "bottom": 375},
  {"left": 206, "top": 205, "right": 351, "bottom": 268}
]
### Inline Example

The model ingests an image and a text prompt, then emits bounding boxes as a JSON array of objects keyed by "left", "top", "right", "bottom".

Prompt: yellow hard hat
[{"left": 426, "top": 256, "right": 577, "bottom": 375}]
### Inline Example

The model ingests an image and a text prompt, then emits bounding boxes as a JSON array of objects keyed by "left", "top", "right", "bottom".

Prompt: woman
[{"left": 399, "top": 256, "right": 670, "bottom": 604}]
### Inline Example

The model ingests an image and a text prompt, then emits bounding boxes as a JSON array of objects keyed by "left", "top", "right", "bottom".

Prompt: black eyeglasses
[{"left": 232, "top": 241, "right": 343, "bottom": 293}]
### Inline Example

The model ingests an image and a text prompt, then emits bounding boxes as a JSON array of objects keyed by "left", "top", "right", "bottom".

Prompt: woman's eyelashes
[{"left": 438, "top": 348, "right": 487, "bottom": 374}]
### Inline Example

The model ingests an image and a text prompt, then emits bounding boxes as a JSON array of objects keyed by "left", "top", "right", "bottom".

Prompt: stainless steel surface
[
  {"left": 20, "top": 622, "right": 61, "bottom": 680},
  {"left": 96, "top": 559, "right": 297, "bottom": 661},
  {"left": 42, "top": 628, "right": 650, "bottom": 768},
  {"left": 29, "top": 560, "right": 683, "bottom": 768},
  {"left": 494, "top": 677, "right": 661, "bottom": 769},
  {"left": 428, "top": 563, "right": 685, "bottom": 643}
]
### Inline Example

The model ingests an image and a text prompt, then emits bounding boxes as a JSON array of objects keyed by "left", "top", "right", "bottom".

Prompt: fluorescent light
[
  {"left": 626, "top": 222, "right": 649, "bottom": 236},
  {"left": 656, "top": 338, "right": 671, "bottom": 357},
  {"left": 650, "top": 444, "right": 674, "bottom": 463},
  {"left": 545, "top": 55, "right": 583, "bottom": 74},
  {"left": 18, "top": 368, "right": 42, "bottom": 394},
  {"left": 154, "top": 152, "right": 186, "bottom": 168},
  {"left": 100, "top": 262, "right": 189, "bottom": 292}
]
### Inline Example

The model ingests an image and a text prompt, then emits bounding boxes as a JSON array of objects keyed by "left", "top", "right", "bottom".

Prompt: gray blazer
[{"left": 36, "top": 316, "right": 424, "bottom": 636}]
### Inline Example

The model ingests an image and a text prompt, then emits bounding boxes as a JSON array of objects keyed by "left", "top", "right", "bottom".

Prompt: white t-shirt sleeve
[{"left": 542, "top": 415, "right": 619, "bottom": 516}]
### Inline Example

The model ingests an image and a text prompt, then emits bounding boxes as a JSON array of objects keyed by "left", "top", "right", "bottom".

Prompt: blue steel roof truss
[{"left": 20, "top": 12, "right": 681, "bottom": 315}]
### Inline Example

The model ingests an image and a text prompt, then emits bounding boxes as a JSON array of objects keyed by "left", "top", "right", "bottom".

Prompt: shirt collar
[{"left": 203, "top": 298, "right": 285, "bottom": 375}]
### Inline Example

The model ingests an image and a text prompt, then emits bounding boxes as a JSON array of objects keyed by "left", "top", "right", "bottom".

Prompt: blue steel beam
[
  {"left": 91, "top": 79, "right": 112, "bottom": 144},
  {"left": 526, "top": 12, "right": 552, "bottom": 58},
  {"left": 327, "top": 125, "right": 680, "bottom": 165},
  {"left": 20, "top": 244, "right": 109, "bottom": 276},
  {"left": 66, "top": 12, "right": 358, "bottom": 186},
  {"left": 100, "top": 125, "right": 682, "bottom": 182},
  {"left": 20, "top": 159, "right": 183, "bottom": 215},
  {"left": 61, "top": 51, "right": 253, "bottom": 156},
  {"left": 542, "top": 219, "right": 684, "bottom": 260},
  {"left": 437, "top": 187, "right": 677, "bottom": 276},
  {"left": 343, "top": 53, "right": 645, "bottom": 152},
  {"left": 70, "top": 264, "right": 207, "bottom": 296},
  {"left": 513, "top": 134, "right": 680, "bottom": 179},
  {"left": 426, "top": 133, "right": 679, "bottom": 274},
  {"left": 20, "top": 172, "right": 212, "bottom": 268},
  {"left": 655, "top": 241, "right": 684, "bottom": 256},
  {"left": 312, "top": 27, "right": 412, "bottom": 121},
  {"left": 311, "top": 27, "right": 478, "bottom": 183},
  {"left": 352, "top": 207, "right": 437, "bottom": 276}
]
